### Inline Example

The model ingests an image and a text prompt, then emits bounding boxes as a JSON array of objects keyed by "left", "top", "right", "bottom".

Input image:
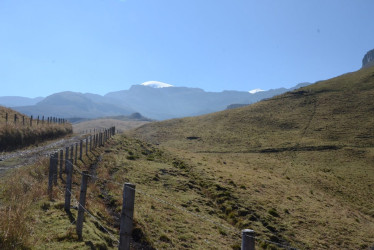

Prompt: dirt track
[{"left": 0, "top": 135, "right": 85, "bottom": 176}]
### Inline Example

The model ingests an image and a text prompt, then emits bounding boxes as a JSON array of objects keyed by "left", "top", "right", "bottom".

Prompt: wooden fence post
[
  {"left": 5, "top": 113, "right": 8, "bottom": 125},
  {"left": 75, "top": 143, "right": 78, "bottom": 164},
  {"left": 14, "top": 114, "right": 17, "bottom": 125},
  {"left": 30, "top": 115, "right": 33, "bottom": 127},
  {"left": 242, "top": 229, "right": 255, "bottom": 250},
  {"left": 59, "top": 149, "right": 64, "bottom": 179},
  {"left": 85, "top": 137, "right": 88, "bottom": 155},
  {"left": 48, "top": 154, "right": 54, "bottom": 199},
  {"left": 76, "top": 171, "right": 89, "bottom": 240},
  {"left": 70, "top": 145, "right": 74, "bottom": 161},
  {"left": 22, "top": 116, "right": 25, "bottom": 126},
  {"left": 79, "top": 140, "right": 83, "bottom": 160},
  {"left": 89, "top": 135, "right": 92, "bottom": 151},
  {"left": 65, "top": 147, "right": 69, "bottom": 172},
  {"left": 53, "top": 152, "right": 58, "bottom": 186},
  {"left": 119, "top": 183, "right": 136, "bottom": 250},
  {"left": 64, "top": 159, "right": 73, "bottom": 211}
]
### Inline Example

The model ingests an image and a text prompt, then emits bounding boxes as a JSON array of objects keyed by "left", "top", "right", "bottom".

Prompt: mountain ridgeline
[{"left": 7, "top": 83, "right": 310, "bottom": 120}]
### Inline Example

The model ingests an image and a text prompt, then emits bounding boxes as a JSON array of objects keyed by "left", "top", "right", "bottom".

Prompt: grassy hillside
[
  {"left": 73, "top": 118, "right": 149, "bottom": 134},
  {"left": 124, "top": 66, "right": 374, "bottom": 249},
  {"left": 0, "top": 106, "right": 72, "bottom": 151}
]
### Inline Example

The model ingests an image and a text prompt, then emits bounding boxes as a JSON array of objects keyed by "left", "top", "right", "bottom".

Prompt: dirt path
[{"left": 0, "top": 134, "right": 85, "bottom": 176}]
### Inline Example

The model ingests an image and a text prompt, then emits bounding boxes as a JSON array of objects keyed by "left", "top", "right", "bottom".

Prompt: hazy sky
[{"left": 1, "top": 0, "right": 373, "bottom": 97}]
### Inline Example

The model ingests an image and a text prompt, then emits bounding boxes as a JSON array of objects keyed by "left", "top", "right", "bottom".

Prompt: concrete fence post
[
  {"left": 119, "top": 183, "right": 136, "bottom": 250},
  {"left": 242, "top": 229, "right": 255, "bottom": 250},
  {"left": 76, "top": 171, "right": 89, "bottom": 240},
  {"left": 64, "top": 159, "right": 73, "bottom": 211}
]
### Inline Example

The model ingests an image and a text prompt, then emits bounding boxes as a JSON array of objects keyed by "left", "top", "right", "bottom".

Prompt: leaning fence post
[
  {"left": 64, "top": 159, "right": 73, "bottom": 211},
  {"left": 119, "top": 183, "right": 136, "bottom": 250},
  {"left": 76, "top": 171, "right": 89, "bottom": 240},
  {"left": 242, "top": 229, "right": 255, "bottom": 250}
]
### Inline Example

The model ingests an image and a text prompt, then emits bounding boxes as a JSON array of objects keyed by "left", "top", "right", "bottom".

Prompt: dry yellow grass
[{"left": 0, "top": 106, "right": 72, "bottom": 151}]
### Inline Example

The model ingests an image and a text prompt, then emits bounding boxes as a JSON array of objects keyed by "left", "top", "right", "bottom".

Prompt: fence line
[
  {"left": 1, "top": 113, "right": 68, "bottom": 127},
  {"left": 64, "top": 159, "right": 298, "bottom": 249},
  {"left": 46, "top": 126, "right": 298, "bottom": 250}
]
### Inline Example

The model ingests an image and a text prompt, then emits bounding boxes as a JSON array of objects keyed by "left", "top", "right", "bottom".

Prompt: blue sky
[{"left": 0, "top": 0, "right": 373, "bottom": 98}]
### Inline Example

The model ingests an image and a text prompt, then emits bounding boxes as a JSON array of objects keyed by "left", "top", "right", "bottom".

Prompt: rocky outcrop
[{"left": 362, "top": 49, "right": 374, "bottom": 68}]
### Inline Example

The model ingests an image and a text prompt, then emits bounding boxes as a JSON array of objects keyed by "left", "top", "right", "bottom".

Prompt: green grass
[{"left": 123, "top": 66, "right": 374, "bottom": 249}]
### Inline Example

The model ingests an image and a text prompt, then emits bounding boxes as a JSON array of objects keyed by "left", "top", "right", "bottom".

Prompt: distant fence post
[
  {"left": 89, "top": 135, "right": 92, "bottom": 151},
  {"left": 14, "top": 114, "right": 17, "bottom": 125},
  {"left": 59, "top": 149, "right": 64, "bottom": 179},
  {"left": 30, "top": 115, "right": 33, "bottom": 127},
  {"left": 65, "top": 147, "right": 69, "bottom": 172},
  {"left": 64, "top": 159, "right": 73, "bottom": 211},
  {"left": 76, "top": 171, "right": 89, "bottom": 240},
  {"left": 85, "top": 137, "right": 88, "bottom": 155},
  {"left": 37, "top": 115, "right": 39, "bottom": 125},
  {"left": 79, "top": 140, "right": 83, "bottom": 160},
  {"left": 242, "top": 229, "right": 255, "bottom": 250},
  {"left": 22, "top": 116, "right": 25, "bottom": 126},
  {"left": 75, "top": 143, "right": 78, "bottom": 164},
  {"left": 5, "top": 113, "right": 8, "bottom": 125},
  {"left": 119, "top": 183, "right": 136, "bottom": 250}
]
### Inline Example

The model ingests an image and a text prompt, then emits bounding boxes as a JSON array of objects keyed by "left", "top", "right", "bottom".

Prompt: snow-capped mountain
[
  {"left": 249, "top": 88, "right": 265, "bottom": 94},
  {"left": 140, "top": 81, "right": 173, "bottom": 88}
]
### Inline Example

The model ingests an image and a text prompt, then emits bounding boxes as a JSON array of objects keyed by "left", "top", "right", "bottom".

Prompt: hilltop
[{"left": 126, "top": 66, "right": 374, "bottom": 248}]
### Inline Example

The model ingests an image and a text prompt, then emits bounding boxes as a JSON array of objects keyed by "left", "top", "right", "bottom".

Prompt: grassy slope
[
  {"left": 0, "top": 106, "right": 72, "bottom": 151},
  {"left": 124, "top": 67, "right": 374, "bottom": 249},
  {"left": 72, "top": 118, "right": 149, "bottom": 134}
]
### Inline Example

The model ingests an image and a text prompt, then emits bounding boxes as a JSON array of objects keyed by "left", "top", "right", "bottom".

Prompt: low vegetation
[
  {"left": 0, "top": 107, "right": 72, "bottom": 151},
  {"left": 126, "top": 66, "right": 374, "bottom": 249},
  {"left": 1, "top": 67, "right": 374, "bottom": 249},
  {"left": 72, "top": 118, "right": 149, "bottom": 134}
]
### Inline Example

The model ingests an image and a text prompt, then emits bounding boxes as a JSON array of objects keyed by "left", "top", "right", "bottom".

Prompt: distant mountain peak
[
  {"left": 248, "top": 88, "right": 265, "bottom": 94},
  {"left": 140, "top": 81, "right": 173, "bottom": 88}
]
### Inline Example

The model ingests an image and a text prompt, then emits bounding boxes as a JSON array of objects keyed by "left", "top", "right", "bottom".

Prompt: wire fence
[
  {"left": 45, "top": 128, "right": 300, "bottom": 250},
  {"left": 0, "top": 113, "right": 68, "bottom": 127}
]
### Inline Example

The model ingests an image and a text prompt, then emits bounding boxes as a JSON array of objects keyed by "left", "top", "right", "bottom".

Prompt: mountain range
[{"left": 0, "top": 82, "right": 311, "bottom": 120}]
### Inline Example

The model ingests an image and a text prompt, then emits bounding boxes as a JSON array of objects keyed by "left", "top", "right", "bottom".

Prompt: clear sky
[{"left": 0, "top": 0, "right": 373, "bottom": 98}]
